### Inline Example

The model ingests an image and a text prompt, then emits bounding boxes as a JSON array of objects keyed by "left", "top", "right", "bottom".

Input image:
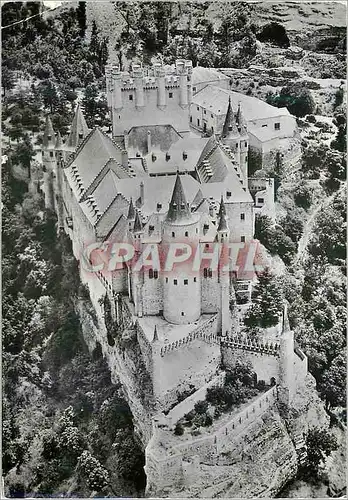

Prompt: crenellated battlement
[{"left": 221, "top": 336, "right": 281, "bottom": 357}]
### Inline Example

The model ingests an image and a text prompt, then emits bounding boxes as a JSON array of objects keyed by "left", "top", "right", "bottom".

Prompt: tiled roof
[
  {"left": 127, "top": 125, "right": 182, "bottom": 155},
  {"left": 192, "top": 67, "right": 230, "bottom": 85},
  {"left": 192, "top": 85, "right": 290, "bottom": 121},
  {"left": 69, "top": 128, "right": 124, "bottom": 191}
]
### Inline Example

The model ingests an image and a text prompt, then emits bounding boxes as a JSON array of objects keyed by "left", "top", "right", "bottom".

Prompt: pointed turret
[
  {"left": 222, "top": 96, "right": 238, "bottom": 138},
  {"left": 43, "top": 115, "right": 55, "bottom": 149},
  {"left": 127, "top": 197, "right": 136, "bottom": 221},
  {"left": 217, "top": 195, "right": 226, "bottom": 219},
  {"left": 133, "top": 209, "right": 143, "bottom": 233},
  {"left": 152, "top": 325, "right": 159, "bottom": 342},
  {"left": 217, "top": 198, "right": 228, "bottom": 233},
  {"left": 66, "top": 104, "right": 90, "bottom": 150},
  {"left": 166, "top": 173, "right": 192, "bottom": 223},
  {"left": 236, "top": 102, "right": 247, "bottom": 134},
  {"left": 55, "top": 130, "right": 63, "bottom": 150}
]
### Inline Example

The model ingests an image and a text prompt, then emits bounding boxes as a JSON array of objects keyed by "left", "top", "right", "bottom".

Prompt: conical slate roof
[
  {"left": 67, "top": 104, "right": 90, "bottom": 149},
  {"left": 222, "top": 96, "right": 239, "bottom": 138},
  {"left": 217, "top": 197, "right": 228, "bottom": 232},
  {"left": 127, "top": 197, "right": 136, "bottom": 220},
  {"left": 236, "top": 102, "right": 247, "bottom": 134},
  {"left": 43, "top": 115, "right": 55, "bottom": 148},
  {"left": 133, "top": 210, "right": 143, "bottom": 233},
  {"left": 153, "top": 325, "right": 159, "bottom": 342},
  {"left": 166, "top": 173, "right": 192, "bottom": 224}
]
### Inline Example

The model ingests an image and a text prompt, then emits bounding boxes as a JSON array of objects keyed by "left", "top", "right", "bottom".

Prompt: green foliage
[{"left": 244, "top": 267, "right": 283, "bottom": 328}]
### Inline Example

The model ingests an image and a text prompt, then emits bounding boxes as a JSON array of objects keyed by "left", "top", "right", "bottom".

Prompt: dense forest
[{"left": 1, "top": 0, "right": 346, "bottom": 496}]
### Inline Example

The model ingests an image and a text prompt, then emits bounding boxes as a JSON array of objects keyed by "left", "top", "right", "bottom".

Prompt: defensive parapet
[
  {"left": 221, "top": 336, "right": 280, "bottom": 357},
  {"left": 106, "top": 60, "right": 193, "bottom": 138}
]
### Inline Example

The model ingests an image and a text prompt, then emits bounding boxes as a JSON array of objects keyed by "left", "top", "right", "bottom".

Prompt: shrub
[
  {"left": 306, "top": 114, "right": 316, "bottom": 123},
  {"left": 194, "top": 400, "right": 209, "bottom": 415},
  {"left": 174, "top": 422, "right": 184, "bottom": 436}
]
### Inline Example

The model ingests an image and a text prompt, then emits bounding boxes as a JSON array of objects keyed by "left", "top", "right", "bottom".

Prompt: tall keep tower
[
  {"left": 162, "top": 174, "right": 201, "bottom": 325},
  {"left": 106, "top": 60, "right": 193, "bottom": 140},
  {"left": 236, "top": 102, "right": 249, "bottom": 186}
]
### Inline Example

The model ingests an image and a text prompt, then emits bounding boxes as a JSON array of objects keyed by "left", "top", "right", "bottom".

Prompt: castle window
[
  {"left": 183, "top": 152, "right": 187, "bottom": 160},
  {"left": 244, "top": 141, "right": 247, "bottom": 147},
  {"left": 190, "top": 116, "right": 192, "bottom": 123},
  {"left": 236, "top": 143, "right": 238, "bottom": 148},
  {"left": 169, "top": 92, "right": 173, "bottom": 98},
  {"left": 211, "top": 127, "right": 214, "bottom": 133},
  {"left": 181, "top": 312, "right": 185, "bottom": 316},
  {"left": 204, "top": 110, "right": 206, "bottom": 115},
  {"left": 187, "top": 76, "right": 191, "bottom": 82},
  {"left": 193, "top": 87, "right": 196, "bottom": 92},
  {"left": 157, "top": 203, "right": 162, "bottom": 210},
  {"left": 149, "top": 225, "right": 154, "bottom": 232},
  {"left": 50, "top": 151, "right": 54, "bottom": 157},
  {"left": 208, "top": 268, "right": 213, "bottom": 278},
  {"left": 152, "top": 153, "right": 157, "bottom": 162},
  {"left": 184, "top": 279, "right": 188, "bottom": 285},
  {"left": 166, "top": 277, "right": 168, "bottom": 283},
  {"left": 196, "top": 228, "right": 198, "bottom": 233},
  {"left": 197, "top": 119, "right": 200, "bottom": 127},
  {"left": 226, "top": 191, "right": 231, "bottom": 198},
  {"left": 205, "top": 243, "right": 209, "bottom": 248},
  {"left": 203, "top": 268, "right": 208, "bottom": 278},
  {"left": 194, "top": 277, "right": 197, "bottom": 282},
  {"left": 174, "top": 279, "right": 178, "bottom": 285},
  {"left": 166, "top": 153, "right": 171, "bottom": 161},
  {"left": 172, "top": 232, "right": 175, "bottom": 237},
  {"left": 197, "top": 106, "right": 199, "bottom": 111},
  {"left": 274, "top": 122, "right": 280, "bottom": 130},
  {"left": 211, "top": 114, "right": 214, "bottom": 118},
  {"left": 149, "top": 269, "right": 154, "bottom": 279},
  {"left": 78, "top": 132, "right": 84, "bottom": 139},
  {"left": 240, "top": 213, "right": 245, "bottom": 220},
  {"left": 154, "top": 270, "right": 158, "bottom": 279},
  {"left": 129, "top": 94, "right": 133, "bottom": 100},
  {"left": 258, "top": 197, "right": 264, "bottom": 204},
  {"left": 185, "top": 231, "right": 188, "bottom": 237},
  {"left": 241, "top": 236, "right": 245, "bottom": 243}
]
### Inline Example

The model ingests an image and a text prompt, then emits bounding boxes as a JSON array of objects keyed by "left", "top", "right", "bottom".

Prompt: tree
[
  {"left": 76, "top": 1, "right": 87, "bottom": 37},
  {"left": 270, "top": 83, "right": 316, "bottom": 117},
  {"left": 303, "top": 428, "right": 338, "bottom": 479},
  {"left": 320, "top": 352, "right": 346, "bottom": 409},
  {"left": 77, "top": 450, "right": 109, "bottom": 491},
  {"left": 331, "top": 124, "right": 346, "bottom": 152},
  {"left": 334, "top": 86, "right": 344, "bottom": 108},
  {"left": 244, "top": 268, "right": 283, "bottom": 328},
  {"left": 11, "top": 135, "right": 35, "bottom": 171},
  {"left": 2, "top": 66, "right": 16, "bottom": 96},
  {"left": 82, "top": 84, "right": 99, "bottom": 127}
]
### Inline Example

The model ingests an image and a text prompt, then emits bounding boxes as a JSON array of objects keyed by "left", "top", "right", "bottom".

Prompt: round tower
[
  {"left": 216, "top": 196, "right": 231, "bottom": 336},
  {"left": 162, "top": 174, "right": 201, "bottom": 325},
  {"left": 220, "top": 96, "right": 241, "bottom": 165}
]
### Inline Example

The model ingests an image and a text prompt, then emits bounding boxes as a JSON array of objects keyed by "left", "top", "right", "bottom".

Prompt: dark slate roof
[
  {"left": 222, "top": 96, "right": 239, "bottom": 138},
  {"left": 166, "top": 173, "right": 193, "bottom": 224},
  {"left": 127, "top": 125, "right": 182, "bottom": 155},
  {"left": 66, "top": 104, "right": 90, "bottom": 149}
]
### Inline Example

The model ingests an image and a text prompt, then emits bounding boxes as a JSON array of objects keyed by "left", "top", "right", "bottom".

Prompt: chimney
[
  {"left": 122, "top": 150, "right": 128, "bottom": 170},
  {"left": 147, "top": 130, "right": 151, "bottom": 153}
]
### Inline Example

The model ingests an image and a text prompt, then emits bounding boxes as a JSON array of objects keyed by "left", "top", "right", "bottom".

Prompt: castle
[{"left": 38, "top": 60, "right": 311, "bottom": 497}]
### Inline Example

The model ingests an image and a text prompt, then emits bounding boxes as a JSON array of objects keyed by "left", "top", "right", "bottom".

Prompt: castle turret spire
[
  {"left": 222, "top": 96, "right": 238, "bottom": 138},
  {"left": 217, "top": 198, "right": 228, "bottom": 233},
  {"left": 67, "top": 104, "right": 90, "bottom": 150},
  {"left": 153, "top": 325, "right": 159, "bottom": 342},
  {"left": 236, "top": 102, "right": 247, "bottom": 134},
  {"left": 166, "top": 173, "right": 192, "bottom": 223},
  {"left": 133, "top": 209, "right": 143, "bottom": 233},
  {"left": 43, "top": 115, "right": 55, "bottom": 149},
  {"left": 282, "top": 302, "right": 290, "bottom": 334},
  {"left": 127, "top": 197, "right": 136, "bottom": 220}
]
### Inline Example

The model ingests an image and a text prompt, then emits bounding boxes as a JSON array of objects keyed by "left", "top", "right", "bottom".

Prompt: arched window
[
  {"left": 149, "top": 269, "right": 154, "bottom": 279},
  {"left": 154, "top": 270, "right": 158, "bottom": 279}
]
